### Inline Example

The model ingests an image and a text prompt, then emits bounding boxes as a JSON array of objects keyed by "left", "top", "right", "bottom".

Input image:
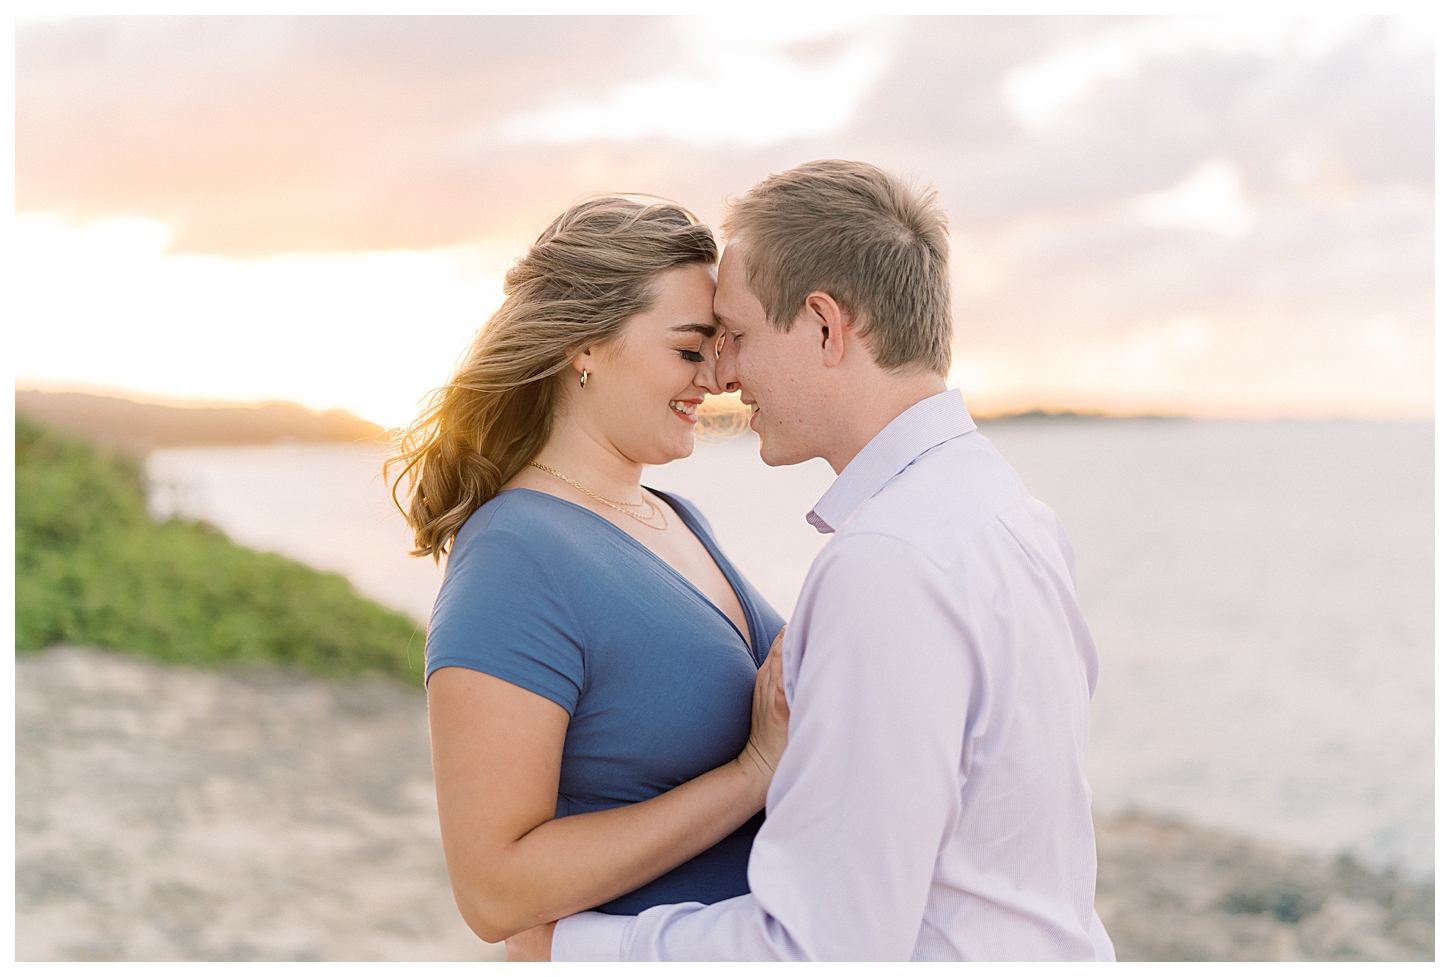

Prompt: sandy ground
[
  {"left": 16, "top": 646, "right": 501, "bottom": 962},
  {"left": 15, "top": 646, "right": 1433, "bottom": 962}
]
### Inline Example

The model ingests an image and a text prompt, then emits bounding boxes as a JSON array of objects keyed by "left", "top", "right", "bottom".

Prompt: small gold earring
[{"left": 580, "top": 369, "right": 589, "bottom": 389}]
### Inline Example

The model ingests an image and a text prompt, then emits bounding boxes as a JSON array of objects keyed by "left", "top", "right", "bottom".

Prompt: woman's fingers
[
  {"left": 765, "top": 645, "right": 782, "bottom": 702},
  {"left": 767, "top": 626, "right": 787, "bottom": 715},
  {"left": 744, "top": 627, "right": 790, "bottom": 778},
  {"left": 755, "top": 633, "right": 783, "bottom": 722},
  {"left": 769, "top": 645, "right": 787, "bottom": 719},
  {"left": 752, "top": 648, "right": 776, "bottom": 720},
  {"left": 739, "top": 625, "right": 793, "bottom": 792}
]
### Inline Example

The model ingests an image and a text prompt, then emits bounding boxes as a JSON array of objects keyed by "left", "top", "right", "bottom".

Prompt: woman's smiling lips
[{"left": 669, "top": 399, "right": 700, "bottom": 422}]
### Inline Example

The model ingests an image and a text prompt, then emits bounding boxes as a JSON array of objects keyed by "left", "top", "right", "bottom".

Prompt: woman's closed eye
[{"left": 679, "top": 348, "right": 705, "bottom": 363}]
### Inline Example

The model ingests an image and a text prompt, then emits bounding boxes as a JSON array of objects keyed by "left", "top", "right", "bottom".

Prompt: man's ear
[{"left": 804, "top": 291, "right": 848, "bottom": 368}]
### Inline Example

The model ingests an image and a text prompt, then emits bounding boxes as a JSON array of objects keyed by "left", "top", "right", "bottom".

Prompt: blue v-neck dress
[{"left": 424, "top": 487, "right": 785, "bottom": 915}]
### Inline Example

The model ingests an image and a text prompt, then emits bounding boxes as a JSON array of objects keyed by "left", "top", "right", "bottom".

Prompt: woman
[{"left": 387, "top": 197, "right": 790, "bottom": 954}]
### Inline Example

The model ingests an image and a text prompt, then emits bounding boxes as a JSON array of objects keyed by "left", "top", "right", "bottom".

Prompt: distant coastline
[
  {"left": 976, "top": 409, "right": 1191, "bottom": 423},
  {"left": 15, "top": 390, "right": 385, "bottom": 454},
  {"left": 974, "top": 410, "right": 1430, "bottom": 424}
]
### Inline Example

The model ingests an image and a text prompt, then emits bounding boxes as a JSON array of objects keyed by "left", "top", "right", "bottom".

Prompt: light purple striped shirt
[{"left": 553, "top": 389, "right": 1115, "bottom": 961}]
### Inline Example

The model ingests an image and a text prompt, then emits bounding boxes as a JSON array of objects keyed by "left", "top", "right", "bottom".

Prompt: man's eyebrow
[{"left": 671, "top": 322, "right": 719, "bottom": 337}]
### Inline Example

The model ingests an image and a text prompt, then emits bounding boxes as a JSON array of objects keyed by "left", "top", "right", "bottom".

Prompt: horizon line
[{"left": 14, "top": 382, "right": 1435, "bottom": 427}]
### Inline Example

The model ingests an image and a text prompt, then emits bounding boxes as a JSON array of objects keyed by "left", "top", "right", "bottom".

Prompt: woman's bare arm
[{"left": 429, "top": 636, "right": 786, "bottom": 945}]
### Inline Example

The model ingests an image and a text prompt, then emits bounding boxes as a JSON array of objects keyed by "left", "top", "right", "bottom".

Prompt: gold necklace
[{"left": 528, "top": 462, "right": 668, "bottom": 530}]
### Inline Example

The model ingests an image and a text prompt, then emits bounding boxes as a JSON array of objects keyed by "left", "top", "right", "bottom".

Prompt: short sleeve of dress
[{"left": 424, "top": 517, "right": 586, "bottom": 716}]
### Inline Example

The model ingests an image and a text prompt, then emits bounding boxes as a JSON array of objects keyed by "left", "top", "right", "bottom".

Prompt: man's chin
[{"left": 756, "top": 436, "right": 802, "bottom": 468}]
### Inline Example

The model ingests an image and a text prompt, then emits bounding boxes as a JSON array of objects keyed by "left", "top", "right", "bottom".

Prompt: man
[{"left": 551, "top": 159, "right": 1115, "bottom": 960}]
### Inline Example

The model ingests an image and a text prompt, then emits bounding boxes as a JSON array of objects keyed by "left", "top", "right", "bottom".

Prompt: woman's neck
[{"left": 527, "top": 415, "right": 646, "bottom": 504}]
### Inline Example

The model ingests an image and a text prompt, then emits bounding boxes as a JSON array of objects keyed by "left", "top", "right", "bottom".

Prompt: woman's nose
[
  {"left": 694, "top": 334, "right": 728, "bottom": 395},
  {"left": 695, "top": 356, "right": 726, "bottom": 396},
  {"left": 712, "top": 334, "right": 740, "bottom": 393}
]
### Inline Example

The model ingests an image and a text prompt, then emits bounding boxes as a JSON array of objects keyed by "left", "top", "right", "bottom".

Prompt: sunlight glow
[{"left": 14, "top": 215, "right": 517, "bottom": 430}]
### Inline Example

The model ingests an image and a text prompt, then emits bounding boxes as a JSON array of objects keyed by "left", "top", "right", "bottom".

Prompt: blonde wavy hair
[{"left": 386, "top": 196, "right": 719, "bottom": 561}]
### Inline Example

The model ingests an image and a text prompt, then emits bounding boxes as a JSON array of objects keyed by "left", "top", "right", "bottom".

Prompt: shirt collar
[{"left": 806, "top": 389, "right": 977, "bottom": 534}]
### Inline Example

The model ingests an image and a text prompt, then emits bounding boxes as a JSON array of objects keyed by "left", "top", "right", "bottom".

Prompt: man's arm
[{"left": 554, "top": 533, "right": 971, "bottom": 961}]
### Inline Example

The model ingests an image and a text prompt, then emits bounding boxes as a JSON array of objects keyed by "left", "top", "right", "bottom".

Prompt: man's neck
[{"left": 822, "top": 372, "right": 949, "bottom": 474}]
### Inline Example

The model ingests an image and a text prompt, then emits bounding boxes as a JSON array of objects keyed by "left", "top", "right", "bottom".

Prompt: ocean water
[{"left": 145, "top": 418, "right": 1433, "bottom": 878}]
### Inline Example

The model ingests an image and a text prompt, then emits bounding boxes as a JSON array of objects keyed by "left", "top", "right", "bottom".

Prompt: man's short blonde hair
[{"left": 721, "top": 159, "right": 952, "bottom": 376}]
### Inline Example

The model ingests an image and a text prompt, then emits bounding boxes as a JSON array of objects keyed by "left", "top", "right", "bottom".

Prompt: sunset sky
[{"left": 14, "top": 14, "right": 1434, "bottom": 427}]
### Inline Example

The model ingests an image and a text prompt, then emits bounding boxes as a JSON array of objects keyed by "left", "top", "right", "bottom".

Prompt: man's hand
[{"left": 504, "top": 920, "right": 556, "bottom": 961}]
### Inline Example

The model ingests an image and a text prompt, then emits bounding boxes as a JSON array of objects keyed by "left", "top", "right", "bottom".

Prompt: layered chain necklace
[{"left": 528, "top": 462, "right": 668, "bottom": 530}]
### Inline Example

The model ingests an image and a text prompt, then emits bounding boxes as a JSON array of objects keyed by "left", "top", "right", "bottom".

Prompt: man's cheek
[{"left": 738, "top": 354, "right": 757, "bottom": 389}]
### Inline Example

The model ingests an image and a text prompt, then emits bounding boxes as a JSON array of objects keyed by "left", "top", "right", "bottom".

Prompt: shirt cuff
[{"left": 551, "top": 911, "right": 633, "bottom": 961}]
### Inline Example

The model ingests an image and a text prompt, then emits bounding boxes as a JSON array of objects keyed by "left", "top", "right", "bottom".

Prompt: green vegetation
[{"left": 16, "top": 414, "right": 425, "bottom": 683}]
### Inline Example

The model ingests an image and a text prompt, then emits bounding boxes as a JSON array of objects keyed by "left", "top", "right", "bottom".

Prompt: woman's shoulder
[
  {"left": 428, "top": 490, "right": 590, "bottom": 709},
  {"left": 452, "top": 488, "right": 582, "bottom": 555},
  {"left": 436, "top": 493, "right": 593, "bottom": 604},
  {"left": 431, "top": 492, "right": 587, "bottom": 644}
]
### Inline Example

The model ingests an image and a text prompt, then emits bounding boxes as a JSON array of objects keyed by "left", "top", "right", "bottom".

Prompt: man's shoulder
[{"left": 834, "top": 430, "right": 1028, "bottom": 565}]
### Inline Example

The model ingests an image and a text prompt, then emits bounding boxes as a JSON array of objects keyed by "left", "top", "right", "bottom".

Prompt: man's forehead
[
  {"left": 714, "top": 295, "right": 749, "bottom": 330},
  {"left": 712, "top": 279, "right": 741, "bottom": 320},
  {"left": 718, "top": 241, "right": 749, "bottom": 282},
  {"left": 714, "top": 246, "right": 753, "bottom": 321}
]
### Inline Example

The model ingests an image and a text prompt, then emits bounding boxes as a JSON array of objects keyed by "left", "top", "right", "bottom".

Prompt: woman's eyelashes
[{"left": 679, "top": 348, "right": 705, "bottom": 363}]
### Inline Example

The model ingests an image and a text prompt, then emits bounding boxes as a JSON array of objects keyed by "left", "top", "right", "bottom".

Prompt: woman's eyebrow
[{"left": 671, "top": 322, "right": 719, "bottom": 337}]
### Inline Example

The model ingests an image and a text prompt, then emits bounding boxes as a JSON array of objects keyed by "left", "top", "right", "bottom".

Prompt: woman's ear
[{"left": 570, "top": 346, "right": 593, "bottom": 378}]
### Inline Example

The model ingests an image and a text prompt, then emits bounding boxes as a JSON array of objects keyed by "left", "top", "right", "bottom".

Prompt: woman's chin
[
  {"left": 667, "top": 434, "right": 699, "bottom": 462},
  {"left": 627, "top": 436, "right": 694, "bottom": 467},
  {"left": 658, "top": 442, "right": 695, "bottom": 464}
]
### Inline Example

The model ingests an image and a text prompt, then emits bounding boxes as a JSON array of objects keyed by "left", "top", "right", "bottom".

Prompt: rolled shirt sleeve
[{"left": 554, "top": 532, "right": 971, "bottom": 961}]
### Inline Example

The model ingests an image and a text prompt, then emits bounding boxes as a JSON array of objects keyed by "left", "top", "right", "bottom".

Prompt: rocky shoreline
[
  {"left": 15, "top": 646, "right": 1433, "bottom": 962},
  {"left": 1094, "top": 812, "right": 1432, "bottom": 960}
]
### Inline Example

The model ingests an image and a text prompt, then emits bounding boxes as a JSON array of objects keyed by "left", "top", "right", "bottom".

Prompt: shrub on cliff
[{"left": 16, "top": 414, "right": 425, "bottom": 682}]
